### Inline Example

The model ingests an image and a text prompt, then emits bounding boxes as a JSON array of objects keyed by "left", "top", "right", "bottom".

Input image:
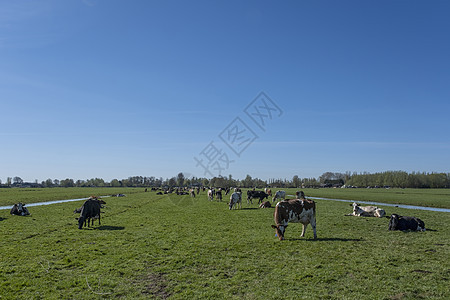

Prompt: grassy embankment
[{"left": 0, "top": 188, "right": 448, "bottom": 299}]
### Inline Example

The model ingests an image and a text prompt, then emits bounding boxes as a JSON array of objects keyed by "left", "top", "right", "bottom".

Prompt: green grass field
[{"left": 0, "top": 188, "right": 449, "bottom": 299}]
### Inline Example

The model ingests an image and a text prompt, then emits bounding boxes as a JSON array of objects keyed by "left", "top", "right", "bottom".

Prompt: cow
[
  {"left": 229, "top": 192, "right": 242, "bottom": 210},
  {"left": 247, "top": 190, "right": 268, "bottom": 204},
  {"left": 271, "top": 198, "right": 317, "bottom": 240},
  {"left": 78, "top": 198, "right": 103, "bottom": 229},
  {"left": 189, "top": 189, "right": 196, "bottom": 197},
  {"left": 10, "top": 203, "right": 30, "bottom": 216},
  {"left": 348, "top": 202, "right": 385, "bottom": 218},
  {"left": 208, "top": 189, "right": 214, "bottom": 201},
  {"left": 216, "top": 189, "right": 223, "bottom": 201},
  {"left": 259, "top": 201, "right": 271, "bottom": 208},
  {"left": 272, "top": 190, "right": 286, "bottom": 202},
  {"left": 264, "top": 188, "right": 272, "bottom": 196},
  {"left": 74, "top": 197, "right": 106, "bottom": 214},
  {"left": 296, "top": 191, "right": 306, "bottom": 199},
  {"left": 388, "top": 214, "right": 425, "bottom": 231}
]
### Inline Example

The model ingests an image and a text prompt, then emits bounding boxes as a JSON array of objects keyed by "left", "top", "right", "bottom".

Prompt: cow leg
[
  {"left": 300, "top": 224, "right": 307, "bottom": 237},
  {"left": 310, "top": 219, "right": 317, "bottom": 239}
]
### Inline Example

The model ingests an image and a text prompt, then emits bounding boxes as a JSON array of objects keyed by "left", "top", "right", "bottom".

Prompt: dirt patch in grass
[{"left": 140, "top": 272, "right": 171, "bottom": 299}]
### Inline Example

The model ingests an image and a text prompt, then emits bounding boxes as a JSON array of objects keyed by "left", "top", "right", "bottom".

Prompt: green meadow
[{"left": 0, "top": 188, "right": 449, "bottom": 299}]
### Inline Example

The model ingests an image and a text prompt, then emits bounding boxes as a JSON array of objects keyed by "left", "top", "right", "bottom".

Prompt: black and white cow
[
  {"left": 247, "top": 190, "right": 268, "bottom": 204},
  {"left": 207, "top": 189, "right": 214, "bottom": 201},
  {"left": 10, "top": 203, "right": 30, "bottom": 216},
  {"left": 78, "top": 198, "right": 103, "bottom": 229},
  {"left": 388, "top": 214, "right": 425, "bottom": 231},
  {"left": 216, "top": 189, "right": 223, "bottom": 201},
  {"left": 271, "top": 198, "right": 317, "bottom": 240}
]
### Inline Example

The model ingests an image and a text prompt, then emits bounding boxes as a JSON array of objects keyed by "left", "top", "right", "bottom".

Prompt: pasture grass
[
  {"left": 0, "top": 188, "right": 449, "bottom": 299},
  {"left": 302, "top": 188, "right": 450, "bottom": 209}
]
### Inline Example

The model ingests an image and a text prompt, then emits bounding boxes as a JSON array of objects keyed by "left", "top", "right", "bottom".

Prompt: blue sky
[{"left": 1, "top": 0, "right": 449, "bottom": 183}]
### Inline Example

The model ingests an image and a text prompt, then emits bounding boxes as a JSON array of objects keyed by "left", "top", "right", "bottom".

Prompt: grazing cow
[
  {"left": 189, "top": 189, "right": 196, "bottom": 197},
  {"left": 216, "top": 189, "right": 223, "bottom": 201},
  {"left": 264, "top": 188, "right": 272, "bottom": 196},
  {"left": 208, "top": 189, "right": 214, "bottom": 201},
  {"left": 229, "top": 192, "right": 242, "bottom": 210},
  {"left": 271, "top": 198, "right": 317, "bottom": 240},
  {"left": 78, "top": 198, "right": 103, "bottom": 229},
  {"left": 247, "top": 190, "right": 268, "bottom": 204},
  {"left": 349, "top": 202, "right": 386, "bottom": 218},
  {"left": 388, "top": 214, "right": 425, "bottom": 231},
  {"left": 259, "top": 201, "right": 271, "bottom": 208},
  {"left": 272, "top": 190, "right": 286, "bottom": 202},
  {"left": 10, "top": 203, "right": 30, "bottom": 216}
]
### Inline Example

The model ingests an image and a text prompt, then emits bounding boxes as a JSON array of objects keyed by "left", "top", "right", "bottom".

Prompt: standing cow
[
  {"left": 272, "top": 198, "right": 317, "bottom": 240},
  {"left": 247, "top": 190, "right": 268, "bottom": 204},
  {"left": 207, "top": 189, "right": 214, "bottom": 201},
  {"left": 78, "top": 198, "right": 103, "bottom": 229},
  {"left": 216, "top": 189, "right": 223, "bottom": 201},
  {"left": 229, "top": 192, "right": 242, "bottom": 210},
  {"left": 272, "top": 190, "right": 286, "bottom": 202}
]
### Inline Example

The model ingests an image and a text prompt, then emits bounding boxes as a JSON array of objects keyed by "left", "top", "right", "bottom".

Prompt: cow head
[
  {"left": 416, "top": 218, "right": 426, "bottom": 231},
  {"left": 78, "top": 216, "right": 85, "bottom": 229},
  {"left": 388, "top": 214, "right": 399, "bottom": 231},
  {"left": 271, "top": 224, "right": 287, "bottom": 241}
]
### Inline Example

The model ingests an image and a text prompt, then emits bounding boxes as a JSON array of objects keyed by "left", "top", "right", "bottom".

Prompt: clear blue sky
[{"left": 1, "top": 0, "right": 449, "bottom": 183}]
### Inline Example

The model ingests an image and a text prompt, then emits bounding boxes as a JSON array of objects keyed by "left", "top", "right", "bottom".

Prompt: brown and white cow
[
  {"left": 271, "top": 198, "right": 317, "bottom": 240},
  {"left": 349, "top": 202, "right": 385, "bottom": 218},
  {"left": 259, "top": 201, "right": 271, "bottom": 208},
  {"left": 264, "top": 188, "right": 272, "bottom": 196}
]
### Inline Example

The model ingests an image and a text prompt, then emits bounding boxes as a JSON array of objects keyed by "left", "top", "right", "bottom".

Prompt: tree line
[{"left": 1, "top": 171, "right": 449, "bottom": 189}]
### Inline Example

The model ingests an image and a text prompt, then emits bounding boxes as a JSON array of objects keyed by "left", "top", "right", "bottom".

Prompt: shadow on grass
[
  {"left": 286, "top": 237, "right": 364, "bottom": 242},
  {"left": 97, "top": 225, "right": 125, "bottom": 231},
  {"left": 399, "top": 228, "right": 436, "bottom": 233},
  {"left": 0, "top": 217, "right": 6, "bottom": 221}
]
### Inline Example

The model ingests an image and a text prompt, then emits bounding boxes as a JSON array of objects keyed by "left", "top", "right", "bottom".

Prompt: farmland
[{"left": 0, "top": 188, "right": 449, "bottom": 299}]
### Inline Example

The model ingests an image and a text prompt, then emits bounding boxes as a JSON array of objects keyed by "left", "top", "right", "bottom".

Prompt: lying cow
[
  {"left": 10, "top": 203, "right": 30, "bottom": 216},
  {"left": 388, "top": 214, "right": 425, "bottom": 231},
  {"left": 348, "top": 202, "right": 385, "bottom": 218},
  {"left": 78, "top": 197, "right": 103, "bottom": 229},
  {"left": 229, "top": 192, "right": 242, "bottom": 210},
  {"left": 259, "top": 201, "right": 271, "bottom": 208},
  {"left": 247, "top": 190, "right": 268, "bottom": 204},
  {"left": 272, "top": 198, "right": 317, "bottom": 240},
  {"left": 272, "top": 190, "right": 286, "bottom": 202}
]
